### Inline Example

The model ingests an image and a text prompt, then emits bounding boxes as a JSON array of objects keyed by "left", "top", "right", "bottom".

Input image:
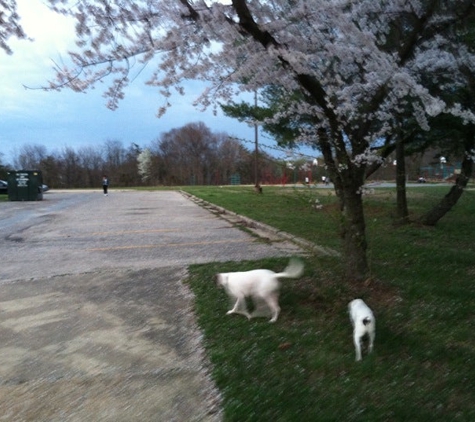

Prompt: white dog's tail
[{"left": 275, "top": 258, "right": 304, "bottom": 279}]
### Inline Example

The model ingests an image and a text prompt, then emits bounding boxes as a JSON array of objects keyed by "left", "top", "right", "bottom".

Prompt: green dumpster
[{"left": 7, "top": 170, "right": 44, "bottom": 201}]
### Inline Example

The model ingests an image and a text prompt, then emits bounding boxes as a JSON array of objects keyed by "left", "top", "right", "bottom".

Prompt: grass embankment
[{"left": 182, "top": 185, "right": 475, "bottom": 421}]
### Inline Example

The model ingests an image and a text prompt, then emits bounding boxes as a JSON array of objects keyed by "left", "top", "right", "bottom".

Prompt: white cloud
[
  {"left": 16, "top": 0, "right": 75, "bottom": 55},
  {"left": 0, "top": 0, "right": 76, "bottom": 118}
]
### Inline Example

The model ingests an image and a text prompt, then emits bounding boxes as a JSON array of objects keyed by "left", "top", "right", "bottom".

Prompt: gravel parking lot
[{"left": 0, "top": 190, "right": 303, "bottom": 421}]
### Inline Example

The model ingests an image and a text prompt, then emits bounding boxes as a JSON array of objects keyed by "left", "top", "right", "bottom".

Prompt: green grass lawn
[{"left": 182, "top": 185, "right": 475, "bottom": 421}]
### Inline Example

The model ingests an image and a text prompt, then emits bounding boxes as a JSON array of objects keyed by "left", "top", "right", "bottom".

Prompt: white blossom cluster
[
  {"left": 1, "top": 0, "right": 28, "bottom": 55},
  {"left": 310, "top": 198, "right": 323, "bottom": 211},
  {"left": 466, "top": 149, "right": 475, "bottom": 162},
  {"left": 137, "top": 148, "right": 153, "bottom": 181},
  {"left": 353, "top": 148, "right": 386, "bottom": 168},
  {"left": 356, "top": 186, "right": 375, "bottom": 196}
]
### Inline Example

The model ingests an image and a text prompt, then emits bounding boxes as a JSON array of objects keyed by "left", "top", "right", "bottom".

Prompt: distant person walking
[{"left": 102, "top": 175, "right": 109, "bottom": 196}]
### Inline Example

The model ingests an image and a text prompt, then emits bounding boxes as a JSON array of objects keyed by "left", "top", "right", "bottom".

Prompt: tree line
[{"left": 0, "top": 122, "right": 291, "bottom": 189}]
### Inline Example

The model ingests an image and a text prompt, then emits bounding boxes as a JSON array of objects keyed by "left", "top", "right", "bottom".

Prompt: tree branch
[{"left": 179, "top": 0, "right": 199, "bottom": 20}]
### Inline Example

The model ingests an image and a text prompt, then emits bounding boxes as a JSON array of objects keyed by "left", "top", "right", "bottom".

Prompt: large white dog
[
  {"left": 216, "top": 258, "right": 304, "bottom": 323},
  {"left": 348, "top": 298, "right": 376, "bottom": 361}
]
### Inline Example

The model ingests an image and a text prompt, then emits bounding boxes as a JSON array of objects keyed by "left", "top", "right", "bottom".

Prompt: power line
[{"left": 229, "top": 135, "right": 319, "bottom": 160}]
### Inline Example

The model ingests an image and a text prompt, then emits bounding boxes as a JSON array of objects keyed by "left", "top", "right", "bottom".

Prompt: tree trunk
[
  {"left": 395, "top": 135, "right": 409, "bottom": 223},
  {"left": 419, "top": 153, "right": 473, "bottom": 226},
  {"left": 319, "top": 128, "right": 370, "bottom": 283},
  {"left": 340, "top": 185, "right": 370, "bottom": 282},
  {"left": 330, "top": 164, "right": 370, "bottom": 282}
]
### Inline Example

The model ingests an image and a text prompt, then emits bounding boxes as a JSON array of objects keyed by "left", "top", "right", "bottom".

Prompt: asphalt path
[{"left": 0, "top": 190, "right": 303, "bottom": 421}]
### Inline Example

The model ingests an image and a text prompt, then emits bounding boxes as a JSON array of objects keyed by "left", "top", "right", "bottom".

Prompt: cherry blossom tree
[
  {"left": 44, "top": 0, "right": 475, "bottom": 282},
  {"left": 137, "top": 148, "right": 153, "bottom": 182}
]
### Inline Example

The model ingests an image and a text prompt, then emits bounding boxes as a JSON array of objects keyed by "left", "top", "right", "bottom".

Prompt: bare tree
[
  {"left": 13, "top": 143, "right": 48, "bottom": 170},
  {"left": 59, "top": 146, "right": 82, "bottom": 188},
  {"left": 39, "top": 154, "right": 62, "bottom": 188},
  {"left": 158, "top": 122, "right": 219, "bottom": 185},
  {"left": 216, "top": 135, "right": 249, "bottom": 185},
  {"left": 78, "top": 145, "right": 104, "bottom": 187},
  {"left": 120, "top": 143, "right": 141, "bottom": 186},
  {"left": 102, "top": 139, "right": 126, "bottom": 171}
]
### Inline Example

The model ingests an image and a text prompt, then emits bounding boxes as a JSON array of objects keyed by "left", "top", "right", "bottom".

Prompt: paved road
[{"left": 0, "top": 190, "right": 303, "bottom": 421}]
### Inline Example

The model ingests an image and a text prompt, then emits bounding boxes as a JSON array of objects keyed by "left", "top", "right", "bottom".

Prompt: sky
[{"left": 0, "top": 0, "right": 317, "bottom": 167}]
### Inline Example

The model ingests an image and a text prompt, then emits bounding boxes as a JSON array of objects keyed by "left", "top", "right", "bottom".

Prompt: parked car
[
  {"left": 0, "top": 180, "right": 49, "bottom": 195},
  {"left": 0, "top": 180, "right": 7, "bottom": 194}
]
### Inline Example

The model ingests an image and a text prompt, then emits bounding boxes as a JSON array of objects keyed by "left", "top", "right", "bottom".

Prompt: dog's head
[
  {"left": 362, "top": 317, "right": 372, "bottom": 326},
  {"left": 215, "top": 273, "right": 228, "bottom": 288}
]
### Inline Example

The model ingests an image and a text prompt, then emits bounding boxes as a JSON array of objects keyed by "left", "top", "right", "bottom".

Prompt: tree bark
[
  {"left": 328, "top": 161, "right": 370, "bottom": 282},
  {"left": 340, "top": 184, "right": 369, "bottom": 282},
  {"left": 395, "top": 134, "right": 409, "bottom": 224},
  {"left": 318, "top": 129, "right": 371, "bottom": 282},
  {"left": 419, "top": 153, "right": 473, "bottom": 226}
]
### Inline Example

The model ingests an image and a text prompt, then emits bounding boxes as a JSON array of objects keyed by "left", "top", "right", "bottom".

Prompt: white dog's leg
[
  {"left": 226, "top": 297, "right": 240, "bottom": 314},
  {"left": 368, "top": 330, "right": 375, "bottom": 354},
  {"left": 227, "top": 297, "right": 251, "bottom": 319},
  {"left": 264, "top": 293, "right": 280, "bottom": 323},
  {"left": 353, "top": 333, "right": 362, "bottom": 361}
]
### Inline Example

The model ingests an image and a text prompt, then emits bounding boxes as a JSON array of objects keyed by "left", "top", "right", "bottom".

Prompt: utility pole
[{"left": 254, "top": 90, "right": 262, "bottom": 193}]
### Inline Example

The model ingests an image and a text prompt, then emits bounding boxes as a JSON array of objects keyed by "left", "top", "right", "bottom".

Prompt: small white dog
[
  {"left": 348, "top": 298, "right": 375, "bottom": 361},
  {"left": 216, "top": 258, "right": 304, "bottom": 323}
]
